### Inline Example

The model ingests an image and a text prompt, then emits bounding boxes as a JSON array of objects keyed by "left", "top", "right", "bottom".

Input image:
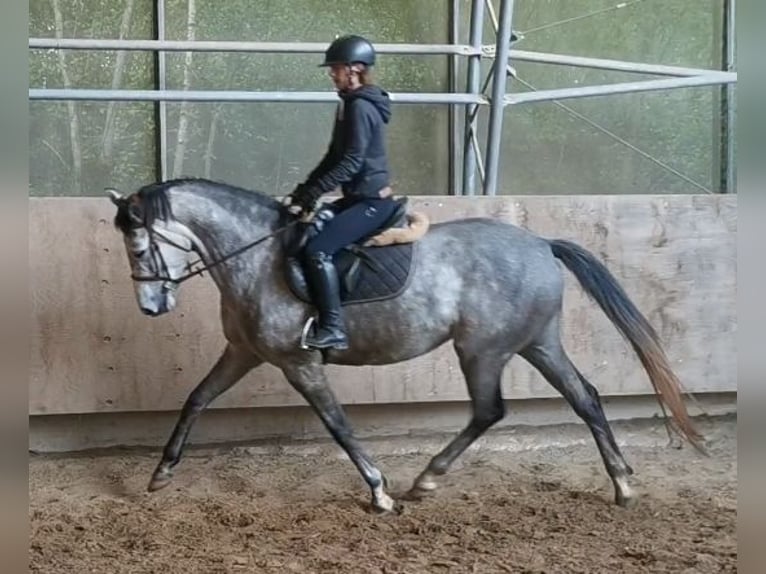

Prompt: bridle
[{"left": 129, "top": 217, "right": 301, "bottom": 287}]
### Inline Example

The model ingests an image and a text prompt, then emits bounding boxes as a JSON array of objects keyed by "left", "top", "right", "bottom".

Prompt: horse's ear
[{"left": 105, "top": 188, "right": 125, "bottom": 205}]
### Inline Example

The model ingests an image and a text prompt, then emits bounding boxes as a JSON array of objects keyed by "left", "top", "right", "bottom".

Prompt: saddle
[{"left": 283, "top": 196, "right": 429, "bottom": 306}]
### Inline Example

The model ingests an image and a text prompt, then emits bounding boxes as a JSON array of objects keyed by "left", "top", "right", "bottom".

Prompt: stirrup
[{"left": 299, "top": 316, "right": 316, "bottom": 350}]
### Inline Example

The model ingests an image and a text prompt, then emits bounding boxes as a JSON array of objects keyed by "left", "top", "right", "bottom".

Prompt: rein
[{"left": 130, "top": 217, "right": 301, "bottom": 286}]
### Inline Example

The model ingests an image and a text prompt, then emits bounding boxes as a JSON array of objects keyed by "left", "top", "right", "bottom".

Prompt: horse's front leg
[
  {"left": 148, "top": 344, "right": 262, "bottom": 491},
  {"left": 283, "top": 363, "right": 399, "bottom": 514}
]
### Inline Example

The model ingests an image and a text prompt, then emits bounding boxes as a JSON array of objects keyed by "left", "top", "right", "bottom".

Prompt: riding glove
[{"left": 289, "top": 183, "right": 322, "bottom": 215}]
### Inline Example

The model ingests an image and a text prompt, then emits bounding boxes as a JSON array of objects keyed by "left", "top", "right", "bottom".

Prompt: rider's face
[{"left": 328, "top": 64, "right": 358, "bottom": 91}]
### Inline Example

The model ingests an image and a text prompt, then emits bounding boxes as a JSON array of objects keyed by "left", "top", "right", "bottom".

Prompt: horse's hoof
[
  {"left": 616, "top": 491, "right": 638, "bottom": 508},
  {"left": 402, "top": 485, "right": 435, "bottom": 501},
  {"left": 613, "top": 475, "right": 637, "bottom": 508},
  {"left": 401, "top": 474, "right": 439, "bottom": 501},
  {"left": 413, "top": 475, "right": 438, "bottom": 492},
  {"left": 410, "top": 468, "right": 439, "bottom": 492},
  {"left": 373, "top": 499, "right": 403, "bottom": 515},
  {"left": 372, "top": 492, "right": 402, "bottom": 515},
  {"left": 147, "top": 473, "right": 172, "bottom": 492}
]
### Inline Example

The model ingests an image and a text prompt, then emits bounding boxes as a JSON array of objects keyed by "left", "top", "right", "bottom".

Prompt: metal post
[
  {"left": 448, "top": 0, "right": 460, "bottom": 195},
  {"left": 461, "top": 0, "right": 485, "bottom": 195},
  {"left": 154, "top": 0, "right": 167, "bottom": 181},
  {"left": 505, "top": 73, "right": 736, "bottom": 105},
  {"left": 501, "top": 49, "right": 733, "bottom": 78},
  {"left": 28, "top": 38, "right": 479, "bottom": 56},
  {"left": 30, "top": 37, "right": 732, "bottom": 77},
  {"left": 28, "top": 88, "right": 489, "bottom": 104},
  {"left": 483, "top": 0, "right": 515, "bottom": 196},
  {"left": 723, "top": 0, "right": 736, "bottom": 193}
]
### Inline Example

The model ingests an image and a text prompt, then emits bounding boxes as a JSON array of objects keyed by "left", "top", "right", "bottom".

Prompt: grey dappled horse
[{"left": 106, "top": 178, "right": 704, "bottom": 513}]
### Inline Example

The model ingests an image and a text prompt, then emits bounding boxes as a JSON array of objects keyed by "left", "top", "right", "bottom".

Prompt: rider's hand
[{"left": 288, "top": 183, "right": 320, "bottom": 215}]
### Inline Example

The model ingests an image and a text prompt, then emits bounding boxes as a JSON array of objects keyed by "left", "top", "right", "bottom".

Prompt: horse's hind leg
[
  {"left": 520, "top": 316, "right": 636, "bottom": 507},
  {"left": 148, "top": 344, "right": 261, "bottom": 492},
  {"left": 409, "top": 348, "right": 508, "bottom": 495}
]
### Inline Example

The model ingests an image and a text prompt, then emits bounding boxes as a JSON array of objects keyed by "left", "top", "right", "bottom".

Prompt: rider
[{"left": 287, "top": 34, "right": 398, "bottom": 351}]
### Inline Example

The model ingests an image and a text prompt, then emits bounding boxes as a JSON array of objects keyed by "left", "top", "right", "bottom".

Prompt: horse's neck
[{"left": 173, "top": 190, "right": 281, "bottom": 297}]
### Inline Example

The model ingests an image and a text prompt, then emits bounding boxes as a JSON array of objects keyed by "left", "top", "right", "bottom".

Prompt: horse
[{"left": 105, "top": 177, "right": 705, "bottom": 514}]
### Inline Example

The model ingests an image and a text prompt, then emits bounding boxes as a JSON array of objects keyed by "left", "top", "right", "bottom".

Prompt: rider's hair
[{"left": 351, "top": 64, "right": 372, "bottom": 86}]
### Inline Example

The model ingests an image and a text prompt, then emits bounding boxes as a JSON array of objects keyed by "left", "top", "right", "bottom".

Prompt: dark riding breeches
[{"left": 304, "top": 197, "right": 398, "bottom": 257}]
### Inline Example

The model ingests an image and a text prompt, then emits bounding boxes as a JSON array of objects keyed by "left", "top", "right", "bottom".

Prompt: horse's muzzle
[
  {"left": 140, "top": 297, "right": 169, "bottom": 316},
  {"left": 140, "top": 306, "right": 162, "bottom": 317}
]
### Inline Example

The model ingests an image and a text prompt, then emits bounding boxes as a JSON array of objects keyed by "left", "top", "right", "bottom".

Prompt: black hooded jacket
[{"left": 306, "top": 84, "right": 392, "bottom": 200}]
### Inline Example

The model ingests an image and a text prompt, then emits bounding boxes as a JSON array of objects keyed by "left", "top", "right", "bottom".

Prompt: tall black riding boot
[{"left": 304, "top": 251, "right": 349, "bottom": 350}]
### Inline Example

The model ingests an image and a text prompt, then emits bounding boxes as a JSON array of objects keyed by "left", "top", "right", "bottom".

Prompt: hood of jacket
[{"left": 340, "top": 84, "right": 392, "bottom": 124}]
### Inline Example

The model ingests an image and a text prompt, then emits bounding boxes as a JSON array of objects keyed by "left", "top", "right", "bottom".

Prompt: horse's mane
[{"left": 114, "top": 177, "right": 282, "bottom": 233}]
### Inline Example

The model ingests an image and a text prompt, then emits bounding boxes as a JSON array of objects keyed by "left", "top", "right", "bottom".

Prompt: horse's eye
[{"left": 134, "top": 249, "right": 147, "bottom": 259}]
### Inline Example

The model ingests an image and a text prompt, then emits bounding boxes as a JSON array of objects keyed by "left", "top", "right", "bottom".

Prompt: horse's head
[{"left": 106, "top": 186, "right": 197, "bottom": 317}]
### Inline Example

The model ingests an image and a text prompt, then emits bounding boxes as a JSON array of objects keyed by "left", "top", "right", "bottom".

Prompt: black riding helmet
[{"left": 320, "top": 34, "right": 375, "bottom": 67}]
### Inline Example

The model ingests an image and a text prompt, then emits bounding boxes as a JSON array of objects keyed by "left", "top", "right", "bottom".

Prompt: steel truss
[{"left": 28, "top": 0, "right": 737, "bottom": 195}]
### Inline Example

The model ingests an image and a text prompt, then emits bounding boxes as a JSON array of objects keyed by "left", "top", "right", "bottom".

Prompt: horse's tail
[{"left": 548, "top": 238, "right": 706, "bottom": 454}]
